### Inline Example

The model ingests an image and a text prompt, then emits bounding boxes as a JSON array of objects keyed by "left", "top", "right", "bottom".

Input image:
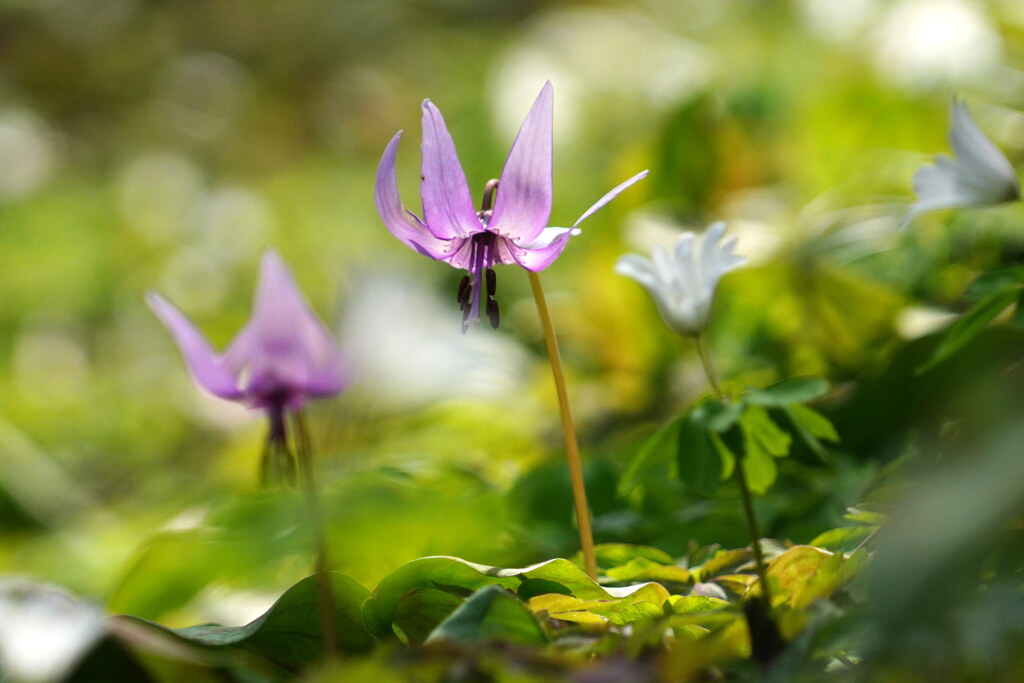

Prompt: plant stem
[
  {"left": 528, "top": 271, "right": 598, "bottom": 581},
  {"left": 734, "top": 452, "right": 772, "bottom": 605},
  {"left": 693, "top": 332, "right": 772, "bottom": 605},
  {"left": 293, "top": 411, "right": 337, "bottom": 661},
  {"left": 694, "top": 332, "right": 725, "bottom": 399}
]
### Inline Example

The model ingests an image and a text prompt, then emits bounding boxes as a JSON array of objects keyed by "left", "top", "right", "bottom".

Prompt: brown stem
[{"left": 528, "top": 271, "right": 598, "bottom": 580}]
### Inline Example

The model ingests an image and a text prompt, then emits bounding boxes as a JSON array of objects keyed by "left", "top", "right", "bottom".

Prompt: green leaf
[
  {"left": 528, "top": 583, "right": 672, "bottom": 627},
  {"left": 609, "top": 601, "right": 666, "bottom": 626},
  {"left": 665, "top": 595, "right": 737, "bottom": 634},
  {"left": 741, "top": 406, "right": 792, "bottom": 458},
  {"left": 618, "top": 416, "right": 682, "bottom": 496},
  {"left": 801, "top": 547, "right": 869, "bottom": 608},
  {"left": 784, "top": 404, "right": 838, "bottom": 442},
  {"left": 583, "top": 543, "right": 677, "bottom": 570},
  {"left": 710, "top": 431, "right": 736, "bottom": 479},
  {"left": 809, "top": 526, "right": 875, "bottom": 552},
  {"left": 68, "top": 636, "right": 159, "bottom": 683},
  {"left": 918, "top": 284, "right": 1022, "bottom": 373},
  {"left": 701, "top": 398, "right": 745, "bottom": 432},
  {"left": 424, "top": 585, "right": 548, "bottom": 646},
  {"left": 692, "top": 548, "right": 750, "bottom": 581},
  {"left": 1012, "top": 288, "right": 1024, "bottom": 327},
  {"left": 604, "top": 557, "right": 691, "bottom": 584},
  {"left": 742, "top": 448, "right": 778, "bottom": 495},
  {"left": 667, "top": 595, "right": 731, "bottom": 614},
  {"left": 764, "top": 546, "right": 834, "bottom": 608},
  {"left": 624, "top": 400, "right": 744, "bottom": 498},
  {"left": 391, "top": 589, "right": 466, "bottom": 644},
  {"left": 966, "top": 265, "right": 1024, "bottom": 300},
  {"left": 745, "top": 377, "right": 830, "bottom": 406},
  {"left": 116, "top": 573, "right": 374, "bottom": 671},
  {"left": 677, "top": 409, "right": 723, "bottom": 497},
  {"left": 782, "top": 404, "right": 838, "bottom": 462},
  {"left": 843, "top": 506, "right": 887, "bottom": 526},
  {"left": 362, "top": 557, "right": 667, "bottom": 639}
]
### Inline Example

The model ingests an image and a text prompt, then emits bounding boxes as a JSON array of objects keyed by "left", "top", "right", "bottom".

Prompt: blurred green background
[{"left": 2, "top": 0, "right": 1024, "bottom": 660}]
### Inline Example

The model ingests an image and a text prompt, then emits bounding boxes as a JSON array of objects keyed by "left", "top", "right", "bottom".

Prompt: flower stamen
[
  {"left": 262, "top": 399, "right": 297, "bottom": 487},
  {"left": 457, "top": 181, "right": 504, "bottom": 331}
]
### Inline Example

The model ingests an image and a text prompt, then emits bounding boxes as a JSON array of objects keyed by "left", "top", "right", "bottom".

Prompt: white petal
[
  {"left": 515, "top": 226, "right": 581, "bottom": 250},
  {"left": 949, "top": 101, "right": 1017, "bottom": 196},
  {"left": 615, "top": 222, "right": 745, "bottom": 337},
  {"left": 614, "top": 253, "right": 658, "bottom": 290},
  {"left": 908, "top": 101, "right": 1020, "bottom": 220}
]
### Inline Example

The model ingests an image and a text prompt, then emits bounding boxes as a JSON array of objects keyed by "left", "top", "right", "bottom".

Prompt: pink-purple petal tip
[
  {"left": 146, "top": 291, "right": 244, "bottom": 400},
  {"left": 572, "top": 170, "right": 648, "bottom": 228},
  {"left": 488, "top": 82, "right": 555, "bottom": 243}
]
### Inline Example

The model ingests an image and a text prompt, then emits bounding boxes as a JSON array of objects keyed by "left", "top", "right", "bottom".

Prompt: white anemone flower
[
  {"left": 0, "top": 579, "right": 105, "bottom": 682},
  {"left": 615, "top": 222, "right": 745, "bottom": 337},
  {"left": 907, "top": 101, "right": 1020, "bottom": 223}
]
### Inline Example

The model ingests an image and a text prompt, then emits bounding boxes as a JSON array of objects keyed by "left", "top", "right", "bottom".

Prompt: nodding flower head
[
  {"left": 147, "top": 250, "right": 347, "bottom": 415},
  {"left": 615, "top": 222, "right": 745, "bottom": 337},
  {"left": 375, "top": 80, "right": 647, "bottom": 331},
  {"left": 906, "top": 100, "right": 1020, "bottom": 224}
]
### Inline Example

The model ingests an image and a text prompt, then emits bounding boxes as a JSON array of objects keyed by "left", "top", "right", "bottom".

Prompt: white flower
[
  {"left": 907, "top": 100, "right": 1020, "bottom": 222},
  {"left": 0, "top": 579, "right": 105, "bottom": 682},
  {"left": 615, "top": 222, "right": 745, "bottom": 337}
]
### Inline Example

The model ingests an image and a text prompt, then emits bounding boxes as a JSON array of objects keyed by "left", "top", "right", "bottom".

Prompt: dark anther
[
  {"left": 486, "top": 298, "right": 500, "bottom": 329},
  {"left": 456, "top": 274, "right": 471, "bottom": 305},
  {"left": 485, "top": 268, "right": 496, "bottom": 297}
]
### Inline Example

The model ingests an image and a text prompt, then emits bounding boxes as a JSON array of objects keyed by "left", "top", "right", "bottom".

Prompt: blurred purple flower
[
  {"left": 376, "top": 81, "right": 647, "bottom": 330},
  {"left": 147, "top": 250, "right": 347, "bottom": 415}
]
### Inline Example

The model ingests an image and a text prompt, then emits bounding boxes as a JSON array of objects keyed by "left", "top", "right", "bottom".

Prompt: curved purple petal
[
  {"left": 488, "top": 82, "right": 554, "bottom": 243},
  {"left": 375, "top": 132, "right": 459, "bottom": 260},
  {"left": 222, "top": 322, "right": 254, "bottom": 378},
  {"left": 146, "top": 292, "right": 244, "bottom": 400},
  {"left": 445, "top": 237, "right": 476, "bottom": 270},
  {"left": 420, "top": 100, "right": 484, "bottom": 240},
  {"left": 246, "top": 251, "right": 347, "bottom": 407},
  {"left": 572, "top": 170, "right": 648, "bottom": 228},
  {"left": 502, "top": 229, "right": 574, "bottom": 272},
  {"left": 515, "top": 227, "right": 579, "bottom": 250}
]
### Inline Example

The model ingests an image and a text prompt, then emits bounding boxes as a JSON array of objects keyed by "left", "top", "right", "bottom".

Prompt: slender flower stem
[
  {"left": 694, "top": 332, "right": 725, "bottom": 399},
  {"left": 693, "top": 332, "right": 772, "bottom": 606},
  {"left": 528, "top": 271, "right": 598, "bottom": 580},
  {"left": 293, "top": 411, "right": 337, "bottom": 661},
  {"left": 733, "top": 453, "right": 772, "bottom": 605}
]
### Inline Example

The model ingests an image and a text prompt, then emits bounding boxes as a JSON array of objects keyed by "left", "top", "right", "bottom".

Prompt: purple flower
[
  {"left": 376, "top": 81, "right": 647, "bottom": 330},
  {"left": 147, "top": 250, "right": 347, "bottom": 415}
]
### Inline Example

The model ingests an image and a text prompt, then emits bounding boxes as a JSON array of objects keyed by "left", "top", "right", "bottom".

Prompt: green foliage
[
  {"left": 745, "top": 378, "right": 830, "bottom": 407},
  {"left": 4, "top": 0, "right": 1024, "bottom": 679},
  {"left": 426, "top": 585, "right": 548, "bottom": 646},
  {"left": 362, "top": 556, "right": 672, "bottom": 641},
  {"left": 920, "top": 276, "right": 1024, "bottom": 373},
  {"left": 114, "top": 573, "right": 374, "bottom": 671},
  {"left": 90, "top": 541, "right": 869, "bottom": 679},
  {"left": 678, "top": 403, "right": 726, "bottom": 497},
  {"left": 623, "top": 379, "right": 836, "bottom": 497}
]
